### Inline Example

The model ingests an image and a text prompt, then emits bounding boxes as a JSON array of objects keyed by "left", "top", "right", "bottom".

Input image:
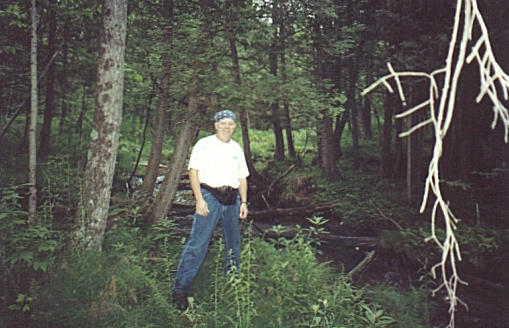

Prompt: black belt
[{"left": 200, "top": 184, "right": 236, "bottom": 192}]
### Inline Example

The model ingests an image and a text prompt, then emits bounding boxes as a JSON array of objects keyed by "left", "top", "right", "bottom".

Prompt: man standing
[{"left": 172, "top": 109, "right": 249, "bottom": 310}]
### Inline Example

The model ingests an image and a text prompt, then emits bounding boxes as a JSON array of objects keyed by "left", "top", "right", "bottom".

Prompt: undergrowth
[{"left": 11, "top": 214, "right": 432, "bottom": 328}]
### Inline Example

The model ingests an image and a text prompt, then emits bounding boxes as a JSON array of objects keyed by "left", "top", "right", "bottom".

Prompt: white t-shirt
[{"left": 188, "top": 135, "right": 249, "bottom": 188}]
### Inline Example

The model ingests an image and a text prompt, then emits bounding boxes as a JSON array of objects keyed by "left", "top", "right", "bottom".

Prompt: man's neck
[{"left": 215, "top": 134, "right": 231, "bottom": 143}]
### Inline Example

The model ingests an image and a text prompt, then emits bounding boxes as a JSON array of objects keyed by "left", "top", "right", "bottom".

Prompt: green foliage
[
  {"left": 19, "top": 217, "right": 436, "bottom": 328},
  {"left": 455, "top": 224, "right": 501, "bottom": 259},
  {"left": 365, "top": 285, "right": 434, "bottom": 328},
  {"left": 0, "top": 185, "right": 59, "bottom": 320},
  {"left": 39, "top": 155, "right": 82, "bottom": 215},
  {"left": 0, "top": 186, "right": 59, "bottom": 273}
]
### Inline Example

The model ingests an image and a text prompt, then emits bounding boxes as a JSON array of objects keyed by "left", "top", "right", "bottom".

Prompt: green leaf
[
  {"left": 17, "top": 250, "right": 34, "bottom": 263},
  {"left": 38, "top": 240, "right": 58, "bottom": 252},
  {"left": 16, "top": 293, "right": 25, "bottom": 303},
  {"left": 33, "top": 260, "right": 50, "bottom": 272}
]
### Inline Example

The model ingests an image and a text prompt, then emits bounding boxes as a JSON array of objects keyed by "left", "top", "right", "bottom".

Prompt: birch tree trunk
[
  {"left": 28, "top": 0, "right": 38, "bottom": 225},
  {"left": 81, "top": 0, "right": 127, "bottom": 249}
]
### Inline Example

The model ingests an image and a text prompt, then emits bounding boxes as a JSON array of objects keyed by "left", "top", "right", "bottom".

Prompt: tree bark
[
  {"left": 81, "top": 0, "right": 127, "bottom": 249},
  {"left": 130, "top": 87, "right": 154, "bottom": 188},
  {"left": 319, "top": 111, "right": 340, "bottom": 179},
  {"left": 270, "top": 0, "right": 285, "bottom": 161},
  {"left": 362, "top": 70, "right": 373, "bottom": 140},
  {"left": 346, "top": 0, "right": 360, "bottom": 170},
  {"left": 39, "top": 1, "right": 57, "bottom": 161},
  {"left": 279, "top": 2, "right": 296, "bottom": 159},
  {"left": 347, "top": 56, "right": 360, "bottom": 170},
  {"left": 77, "top": 86, "right": 88, "bottom": 146},
  {"left": 28, "top": 0, "right": 38, "bottom": 225},
  {"left": 312, "top": 14, "right": 340, "bottom": 179},
  {"left": 381, "top": 92, "right": 396, "bottom": 178},
  {"left": 225, "top": 0, "right": 265, "bottom": 186},
  {"left": 58, "top": 41, "right": 68, "bottom": 136},
  {"left": 332, "top": 111, "right": 348, "bottom": 159},
  {"left": 140, "top": 0, "right": 174, "bottom": 196},
  {"left": 150, "top": 78, "right": 199, "bottom": 224}
]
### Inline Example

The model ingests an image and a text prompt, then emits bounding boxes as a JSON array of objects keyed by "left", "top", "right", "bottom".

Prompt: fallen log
[
  {"left": 167, "top": 201, "right": 342, "bottom": 220},
  {"left": 347, "top": 250, "right": 376, "bottom": 280},
  {"left": 252, "top": 222, "right": 378, "bottom": 247},
  {"left": 248, "top": 201, "right": 342, "bottom": 220},
  {"left": 165, "top": 213, "right": 377, "bottom": 248}
]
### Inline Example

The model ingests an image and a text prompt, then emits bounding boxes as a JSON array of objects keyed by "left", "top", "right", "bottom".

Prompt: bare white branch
[{"left": 362, "top": 1, "right": 509, "bottom": 327}]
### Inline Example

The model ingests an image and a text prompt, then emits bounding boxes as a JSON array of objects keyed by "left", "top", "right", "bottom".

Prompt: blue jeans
[{"left": 173, "top": 188, "right": 241, "bottom": 292}]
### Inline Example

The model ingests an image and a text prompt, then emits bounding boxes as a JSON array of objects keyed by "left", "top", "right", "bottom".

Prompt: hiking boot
[{"left": 172, "top": 290, "right": 189, "bottom": 311}]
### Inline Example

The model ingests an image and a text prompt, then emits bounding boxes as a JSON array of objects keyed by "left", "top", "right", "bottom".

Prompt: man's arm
[
  {"left": 189, "top": 168, "right": 209, "bottom": 216},
  {"left": 238, "top": 177, "right": 248, "bottom": 219}
]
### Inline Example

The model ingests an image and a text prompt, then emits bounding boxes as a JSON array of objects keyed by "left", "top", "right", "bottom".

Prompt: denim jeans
[{"left": 173, "top": 188, "right": 241, "bottom": 292}]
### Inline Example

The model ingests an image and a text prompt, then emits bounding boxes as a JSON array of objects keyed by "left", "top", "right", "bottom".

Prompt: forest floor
[{"left": 161, "top": 162, "right": 509, "bottom": 328}]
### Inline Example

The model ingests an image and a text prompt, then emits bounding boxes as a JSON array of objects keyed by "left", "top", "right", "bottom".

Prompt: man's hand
[
  {"left": 196, "top": 198, "right": 209, "bottom": 216},
  {"left": 239, "top": 203, "right": 248, "bottom": 219}
]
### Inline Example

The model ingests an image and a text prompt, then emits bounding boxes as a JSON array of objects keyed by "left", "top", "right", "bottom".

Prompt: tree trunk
[
  {"left": 442, "top": 63, "right": 484, "bottom": 181},
  {"left": 270, "top": 0, "right": 285, "bottom": 161},
  {"left": 39, "top": 1, "right": 57, "bottom": 161},
  {"left": 150, "top": 78, "right": 199, "bottom": 224},
  {"left": 311, "top": 12, "right": 340, "bottom": 179},
  {"left": 406, "top": 85, "right": 423, "bottom": 199},
  {"left": 141, "top": 80, "right": 170, "bottom": 196},
  {"left": 347, "top": 55, "right": 360, "bottom": 170},
  {"left": 362, "top": 70, "right": 373, "bottom": 140},
  {"left": 0, "top": 39, "right": 62, "bottom": 144},
  {"left": 130, "top": 88, "right": 154, "bottom": 188},
  {"left": 346, "top": 0, "right": 360, "bottom": 170},
  {"left": 28, "top": 0, "right": 38, "bottom": 225},
  {"left": 77, "top": 86, "right": 88, "bottom": 145},
  {"left": 141, "top": 0, "right": 174, "bottom": 196},
  {"left": 58, "top": 41, "right": 68, "bottom": 135},
  {"left": 279, "top": 2, "right": 296, "bottom": 159},
  {"left": 81, "top": 0, "right": 127, "bottom": 249},
  {"left": 225, "top": 0, "right": 265, "bottom": 186},
  {"left": 333, "top": 111, "right": 348, "bottom": 159},
  {"left": 320, "top": 111, "right": 340, "bottom": 179},
  {"left": 381, "top": 92, "right": 396, "bottom": 178},
  {"left": 392, "top": 110, "right": 405, "bottom": 179}
]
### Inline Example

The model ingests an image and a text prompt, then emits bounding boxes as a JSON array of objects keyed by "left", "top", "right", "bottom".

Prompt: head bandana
[{"left": 214, "top": 109, "right": 236, "bottom": 122}]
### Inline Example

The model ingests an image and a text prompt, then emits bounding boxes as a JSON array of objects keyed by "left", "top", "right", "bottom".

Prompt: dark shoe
[{"left": 172, "top": 290, "right": 189, "bottom": 311}]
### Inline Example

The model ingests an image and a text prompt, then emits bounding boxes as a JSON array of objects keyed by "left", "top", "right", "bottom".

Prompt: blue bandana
[{"left": 214, "top": 110, "right": 236, "bottom": 122}]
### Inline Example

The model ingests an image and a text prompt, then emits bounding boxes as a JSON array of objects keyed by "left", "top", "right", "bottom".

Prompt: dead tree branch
[{"left": 362, "top": 1, "right": 509, "bottom": 326}]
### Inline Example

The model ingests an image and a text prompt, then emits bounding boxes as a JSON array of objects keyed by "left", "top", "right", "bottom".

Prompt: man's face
[{"left": 214, "top": 118, "right": 236, "bottom": 141}]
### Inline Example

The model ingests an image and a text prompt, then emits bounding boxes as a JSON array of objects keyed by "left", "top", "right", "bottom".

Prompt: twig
[{"left": 369, "top": 200, "right": 403, "bottom": 231}]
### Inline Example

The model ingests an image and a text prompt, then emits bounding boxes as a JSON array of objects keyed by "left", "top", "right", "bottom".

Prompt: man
[{"left": 172, "top": 109, "right": 249, "bottom": 311}]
